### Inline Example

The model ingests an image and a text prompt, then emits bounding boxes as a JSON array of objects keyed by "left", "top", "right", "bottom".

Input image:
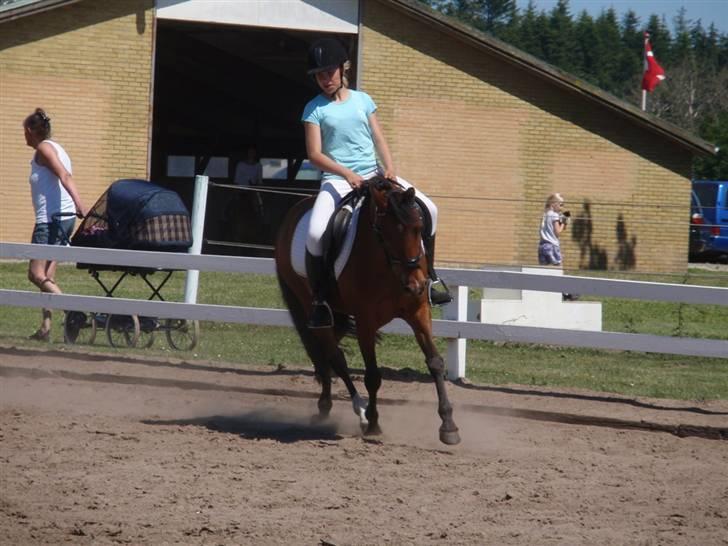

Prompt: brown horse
[{"left": 274, "top": 177, "right": 460, "bottom": 445}]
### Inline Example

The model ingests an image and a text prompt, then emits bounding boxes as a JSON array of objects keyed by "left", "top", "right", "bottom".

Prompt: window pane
[
  {"left": 167, "top": 155, "right": 195, "bottom": 177},
  {"left": 204, "top": 157, "right": 229, "bottom": 178},
  {"left": 261, "top": 158, "right": 287, "bottom": 179},
  {"left": 260, "top": 158, "right": 321, "bottom": 181}
]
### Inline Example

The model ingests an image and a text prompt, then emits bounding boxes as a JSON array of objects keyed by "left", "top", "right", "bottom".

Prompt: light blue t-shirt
[{"left": 301, "top": 89, "right": 378, "bottom": 180}]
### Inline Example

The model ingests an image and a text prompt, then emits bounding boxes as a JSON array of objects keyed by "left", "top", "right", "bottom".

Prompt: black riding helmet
[{"left": 307, "top": 37, "right": 348, "bottom": 75}]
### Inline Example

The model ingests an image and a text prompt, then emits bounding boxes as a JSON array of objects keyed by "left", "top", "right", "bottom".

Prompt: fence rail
[{"left": 2, "top": 242, "right": 727, "bottom": 378}]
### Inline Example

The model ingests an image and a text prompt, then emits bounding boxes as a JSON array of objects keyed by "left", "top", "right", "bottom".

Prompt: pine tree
[
  {"left": 592, "top": 8, "right": 622, "bottom": 93},
  {"left": 544, "top": 0, "right": 578, "bottom": 74},
  {"left": 517, "top": 1, "right": 546, "bottom": 59},
  {"left": 573, "top": 10, "right": 596, "bottom": 80},
  {"left": 617, "top": 10, "right": 643, "bottom": 98}
]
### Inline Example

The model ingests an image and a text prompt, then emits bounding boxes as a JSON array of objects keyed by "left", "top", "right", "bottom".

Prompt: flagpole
[{"left": 641, "top": 32, "right": 647, "bottom": 111}]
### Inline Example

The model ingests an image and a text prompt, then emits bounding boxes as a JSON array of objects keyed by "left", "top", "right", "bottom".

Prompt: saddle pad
[{"left": 291, "top": 202, "right": 363, "bottom": 280}]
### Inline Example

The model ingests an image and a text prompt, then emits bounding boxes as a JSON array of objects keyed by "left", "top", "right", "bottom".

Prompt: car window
[
  {"left": 693, "top": 184, "right": 717, "bottom": 208},
  {"left": 691, "top": 191, "right": 702, "bottom": 210}
]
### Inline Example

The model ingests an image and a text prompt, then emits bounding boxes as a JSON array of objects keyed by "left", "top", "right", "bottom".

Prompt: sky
[{"left": 515, "top": 0, "right": 728, "bottom": 34}]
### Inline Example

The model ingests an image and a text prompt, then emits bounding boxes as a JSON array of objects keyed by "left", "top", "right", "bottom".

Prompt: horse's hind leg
[
  {"left": 315, "top": 331, "right": 366, "bottom": 427},
  {"left": 406, "top": 310, "right": 460, "bottom": 445},
  {"left": 314, "top": 372, "right": 333, "bottom": 422},
  {"left": 328, "top": 347, "right": 368, "bottom": 428}
]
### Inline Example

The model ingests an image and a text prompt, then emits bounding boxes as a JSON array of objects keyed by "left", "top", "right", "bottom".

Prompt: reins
[{"left": 366, "top": 179, "right": 424, "bottom": 274}]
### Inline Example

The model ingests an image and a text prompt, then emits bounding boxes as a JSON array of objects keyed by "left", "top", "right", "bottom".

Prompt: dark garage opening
[{"left": 150, "top": 20, "right": 356, "bottom": 256}]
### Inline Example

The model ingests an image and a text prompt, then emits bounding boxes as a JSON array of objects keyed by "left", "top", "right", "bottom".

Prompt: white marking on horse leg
[{"left": 352, "top": 393, "right": 368, "bottom": 426}]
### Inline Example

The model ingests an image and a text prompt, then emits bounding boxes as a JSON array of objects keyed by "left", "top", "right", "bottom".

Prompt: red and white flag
[{"left": 642, "top": 32, "right": 666, "bottom": 92}]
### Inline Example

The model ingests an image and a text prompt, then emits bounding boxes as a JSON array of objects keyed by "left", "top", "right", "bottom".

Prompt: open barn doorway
[{"left": 150, "top": 20, "right": 357, "bottom": 256}]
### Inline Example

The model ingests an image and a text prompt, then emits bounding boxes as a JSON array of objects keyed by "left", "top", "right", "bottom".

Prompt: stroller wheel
[
  {"left": 105, "top": 314, "right": 140, "bottom": 348},
  {"left": 165, "top": 319, "right": 199, "bottom": 351},
  {"left": 63, "top": 311, "right": 97, "bottom": 345},
  {"left": 137, "top": 316, "right": 157, "bottom": 349}
]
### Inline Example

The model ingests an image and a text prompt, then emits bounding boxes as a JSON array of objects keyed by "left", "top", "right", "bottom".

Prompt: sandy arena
[{"left": 1, "top": 346, "right": 727, "bottom": 545}]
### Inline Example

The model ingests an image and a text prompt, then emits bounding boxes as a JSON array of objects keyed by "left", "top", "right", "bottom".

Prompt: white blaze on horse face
[{"left": 352, "top": 393, "right": 368, "bottom": 426}]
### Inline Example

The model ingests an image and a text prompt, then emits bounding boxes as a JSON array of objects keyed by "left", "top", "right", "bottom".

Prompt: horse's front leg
[
  {"left": 356, "top": 324, "right": 382, "bottom": 436},
  {"left": 406, "top": 307, "right": 460, "bottom": 445}
]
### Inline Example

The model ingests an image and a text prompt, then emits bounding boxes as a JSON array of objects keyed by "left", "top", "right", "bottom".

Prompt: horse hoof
[
  {"left": 439, "top": 429, "right": 461, "bottom": 445},
  {"left": 311, "top": 413, "right": 329, "bottom": 425},
  {"left": 365, "top": 423, "right": 383, "bottom": 436}
]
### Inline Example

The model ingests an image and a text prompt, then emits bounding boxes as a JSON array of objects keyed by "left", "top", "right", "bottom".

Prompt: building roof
[
  {"left": 0, "top": 0, "right": 78, "bottom": 23},
  {"left": 1, "top": 0, "right": 717, "bottom": 157},
  {"left": 381, "top": 0, "right": 717, "bottom": 157}
]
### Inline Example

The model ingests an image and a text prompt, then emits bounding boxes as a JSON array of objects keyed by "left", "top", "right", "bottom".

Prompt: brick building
[{"left": 0, "top": 0, "right": 716, "bottom": 272}]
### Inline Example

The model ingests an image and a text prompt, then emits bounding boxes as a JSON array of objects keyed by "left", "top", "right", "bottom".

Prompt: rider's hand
[
  {"left": 76, "top": 205, "right": 89, "bottom": 219},
  {"left": 382, "top": 168, "right": 397, "bottom": 181},
  {"left": 345, "top": 171, "right": 365, "bottom": 189}
]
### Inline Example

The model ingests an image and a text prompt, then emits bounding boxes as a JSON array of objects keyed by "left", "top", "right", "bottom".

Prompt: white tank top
[{"left": 29, "top": 139, "right": 75, "bottom": 224}]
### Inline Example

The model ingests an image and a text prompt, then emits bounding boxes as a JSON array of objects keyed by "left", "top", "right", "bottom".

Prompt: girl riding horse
[{"left": 302, "top": 37, "right": 451, "bottom": 329}]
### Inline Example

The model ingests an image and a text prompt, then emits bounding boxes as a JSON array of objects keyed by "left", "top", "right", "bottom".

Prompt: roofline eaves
[
  {"left": 0, "top": 0, "right": 81, "bottom": 24},
  {"left": 381, "top": 0, "right": 717, "bottom": 157}
]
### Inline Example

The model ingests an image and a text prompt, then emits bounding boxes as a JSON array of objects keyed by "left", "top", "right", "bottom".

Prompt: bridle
[{"left": 369, "top": 182, "right": 424, "bottom": 273}]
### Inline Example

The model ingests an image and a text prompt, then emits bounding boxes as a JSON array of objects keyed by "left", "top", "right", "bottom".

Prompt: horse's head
[{"left": 368, "top": 177, "right": 428, "bottom": 297}]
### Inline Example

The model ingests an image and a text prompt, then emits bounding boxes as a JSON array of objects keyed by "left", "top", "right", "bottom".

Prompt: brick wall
[
  {"left": 361, "top": 1, "right": 694, "bottom": 273},
  {"left": 0, "top": 0, "right": 154, "bottom": 243}
]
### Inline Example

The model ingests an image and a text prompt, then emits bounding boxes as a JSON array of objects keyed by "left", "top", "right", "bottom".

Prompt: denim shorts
[
  {"left": 31, "top": 218, "right": 75, "bottom": 246},
  {"left": 538, "top": 241, "right": 562, "bottom": 266}
]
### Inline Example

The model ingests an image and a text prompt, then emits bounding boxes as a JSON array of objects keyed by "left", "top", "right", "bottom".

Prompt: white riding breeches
[{"left": 306, "top": 170, "right": 438, "bottom": 257}]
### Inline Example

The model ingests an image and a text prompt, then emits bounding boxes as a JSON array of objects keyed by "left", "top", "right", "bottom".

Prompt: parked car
[{"left": 691, "top": 180, "right": 728, "bottom": 262}]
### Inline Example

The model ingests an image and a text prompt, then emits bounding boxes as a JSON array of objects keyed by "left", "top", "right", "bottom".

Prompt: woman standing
[
  {"left": 24, "top": 108, "right": 88, "bottom": 341},
  {"left": 302, "top": 38, "right": 451, "bottom": 328}
]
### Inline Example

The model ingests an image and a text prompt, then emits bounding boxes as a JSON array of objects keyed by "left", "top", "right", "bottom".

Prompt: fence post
[
  {"left": 445, "top": 284, "right": 468, "bottom": 380},
  {"left": 184, "top": 175, "right": 209, "bottom": 304}
]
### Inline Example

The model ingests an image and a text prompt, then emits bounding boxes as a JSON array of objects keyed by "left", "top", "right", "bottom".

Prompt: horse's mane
[{"left": 373, "top": 178, "right": 421, "bottom": 227}]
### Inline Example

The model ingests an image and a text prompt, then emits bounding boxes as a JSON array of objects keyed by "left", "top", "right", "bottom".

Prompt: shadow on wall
[
  {"left": 571, "top": 202, "right": 638, "bottom": 271},
  {"left": 615, "top": 213, "right": 637, "bottom": 270}
]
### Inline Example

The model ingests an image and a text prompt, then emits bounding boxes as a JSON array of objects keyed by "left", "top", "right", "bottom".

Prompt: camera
[{"left": 560, "top": 210, "right": 571, "bottom": 225}]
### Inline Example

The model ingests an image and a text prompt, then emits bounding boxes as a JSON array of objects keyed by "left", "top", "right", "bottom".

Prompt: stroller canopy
[{"left": 72, "top": 179, "right": 192, "bottom": 252}]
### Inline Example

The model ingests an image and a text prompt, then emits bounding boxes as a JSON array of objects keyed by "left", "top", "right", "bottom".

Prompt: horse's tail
[{"left": 276, "top": 272, "right": 325, "bottom": 374}]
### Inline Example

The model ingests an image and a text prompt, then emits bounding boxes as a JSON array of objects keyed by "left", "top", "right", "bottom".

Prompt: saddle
[
  {"left": 290, "top": 180, "right": 431, "bottom": 280},
  {"left": 320, "top": 187, "right": 366, "bottom": 273},
  {"left": 290, "top": 188, "right": 366, "bottom": 281}
]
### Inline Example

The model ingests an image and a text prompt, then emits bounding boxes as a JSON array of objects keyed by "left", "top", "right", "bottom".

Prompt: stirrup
[
  {"left": 428, "top": 279, "right": 452, "bottom": 306},
  {"left": 308, "top": 300, "right": 334, "bottom": 329}
]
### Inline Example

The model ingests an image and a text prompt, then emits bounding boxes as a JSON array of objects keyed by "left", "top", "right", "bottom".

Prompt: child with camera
[{"left": 538, "top": 193, "right": 577, "bottom": 300}]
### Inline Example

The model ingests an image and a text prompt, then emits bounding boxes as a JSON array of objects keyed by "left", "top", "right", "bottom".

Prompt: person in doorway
[
  {"left": 24, "top": 108, "right": 88, "bottom": 341},
  {"left": 537, "top": 192, "right": 577, "bottom": 301},
  {"left": 301, "top": 37, "right": 451, "bottom": 329},
  {"left": 232, "top": 144, "right": 266, "bottom": 238},
  {"left": 233, "top": 145, "right": 263, "bottom": 186}
]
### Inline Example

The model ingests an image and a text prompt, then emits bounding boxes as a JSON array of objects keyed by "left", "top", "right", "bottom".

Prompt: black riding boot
[
  {"left": 305, "top": 251, "right": 333, "bottom": 329},
  {"left": 423, "top": 234, "right": 452, "bottom": 306}
]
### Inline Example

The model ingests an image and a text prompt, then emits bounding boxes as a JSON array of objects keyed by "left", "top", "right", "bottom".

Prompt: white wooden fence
[{"left": 2, "top": 241, "right": 727, "bottom": 379}]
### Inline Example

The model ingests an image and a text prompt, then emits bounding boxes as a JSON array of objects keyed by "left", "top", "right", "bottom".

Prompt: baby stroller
[{"left": 59, "top": 178, "right": 199, "bottom": 350}]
